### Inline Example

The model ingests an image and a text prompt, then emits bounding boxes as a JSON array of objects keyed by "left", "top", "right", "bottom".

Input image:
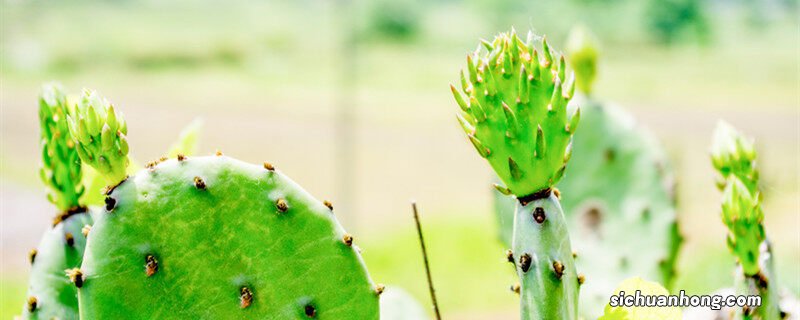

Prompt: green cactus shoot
[
  {"left": 23, "top": 84, "right": 94, "bottom": 320},
  {"left": 452, "top": 29, "right": 581, "bottom": 320},
  {"left": 711, "top": 121, "right": 781, "bottom": 320}
]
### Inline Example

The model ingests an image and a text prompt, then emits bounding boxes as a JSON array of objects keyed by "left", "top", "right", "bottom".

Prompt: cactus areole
[{"left": 452, "top": 29, "right": 581, "bottom": 319}]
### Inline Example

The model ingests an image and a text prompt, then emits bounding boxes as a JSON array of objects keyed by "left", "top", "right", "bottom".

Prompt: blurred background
[{"left": 1, "top": 0, "right": 797, "bottom": 318}]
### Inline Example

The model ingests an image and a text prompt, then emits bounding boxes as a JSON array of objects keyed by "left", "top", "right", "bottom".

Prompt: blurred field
[{"left": 1, "top": 1, "right": 798, "bottom": 319}]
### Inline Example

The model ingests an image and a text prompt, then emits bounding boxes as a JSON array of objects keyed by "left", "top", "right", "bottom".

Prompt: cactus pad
[
  {"left": 452, "top": 30, "right": 579, "bottom": 197},
  {"left": 77, "top": 155, "right": 379, "bottom": 318},
  {"left": 22, "top": 210, "right": 93, "bottom": 320},
  {"left": 556, "top": 100, "right": 681, "bottom": 317},
  {"left": 511, "top": 193, "right": 580, "bottom": 319}
]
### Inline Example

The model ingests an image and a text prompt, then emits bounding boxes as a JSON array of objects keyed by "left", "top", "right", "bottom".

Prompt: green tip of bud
[
  {"left": 565, "top": 25, "right": 599, "bottom": 96},
  {"left": 710, "top": 121, "right": 758, "bottom": 193},
  {"left": 39, "top": 83, "right": 85, "bottom": 211},
  {"left": 68, "top": 89, "right": 130, "bottom": 186},
  {"left": 452, "top": 29, "right": 578, "bottom": 197}
]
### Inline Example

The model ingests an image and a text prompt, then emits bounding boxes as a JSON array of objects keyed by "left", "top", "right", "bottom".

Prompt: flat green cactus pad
[
  {"left": 22, "top": 210, "right": 93, "bottom": 320},
  {"left": 78, "top": 155, "right": 379, "bottom": 319},
  {"left": 556, "top": 100, "right": 681, "bottom": 317}
]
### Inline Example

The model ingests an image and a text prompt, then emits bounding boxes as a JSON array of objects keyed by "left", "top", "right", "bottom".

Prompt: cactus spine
[
  {"left": 711, "top": 122, "right": 781, "bottom": 320},
  {"left": 452, "top": 29, "right": 580, "bottom": 319},
  {"left": 23, "top": 84, "right": 94, "bottom": 320},
  {"left": 65, "top": 90, "right": 380, "bottom": 318}
]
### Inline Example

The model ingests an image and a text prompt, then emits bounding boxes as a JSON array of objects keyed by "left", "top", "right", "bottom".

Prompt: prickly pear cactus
[
  {"left": 23, "top": 84, "right": 94, "bottom": 320},
  {"left": 711, "top": 122, "right": 781, "bottom": 320},
  {"left": 558, "top": 28, "right": 682, "bottom": 318},
  {"left": 558, "top": 99, "right": 681, "bottom": 318},
  {"left": 76, "top": 156, "right": 380, "bottom": 318},
  {"left": 23, "top": 211, "right": 94, "bottom": 320},
  {"left": 452, "top": 29, "right": 581, "bottom": 320},
  {"left": 65, "top": 90, "right": 380, "bottom": 318},
  {"left": 492, "top": 27, "right": 681, "bottom": 319}
]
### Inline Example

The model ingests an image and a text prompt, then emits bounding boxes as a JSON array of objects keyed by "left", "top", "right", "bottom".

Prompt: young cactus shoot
[
  {"left": 711, "top": 121, "right": 763, "bottom": 276},
  {"left": 453, "top": 29, "right": 581, "bottom": 320},
  {"left": 67, "top": 90, "right": 130, "bottom": 187},
  {"left": 711, "top": 121, "right": 782, "bottom": 320},
  {"left": 24, "top": 84, "right": 95, "bottom": 320},
  {"left": 711, "top": 121, "right": 758, "bottom": 193},
  {"left": 39, "top": 83, "right": 84, "bottom": 212},
  {"left": 452, "top": 29, "right": 580, "bottom": 198}
]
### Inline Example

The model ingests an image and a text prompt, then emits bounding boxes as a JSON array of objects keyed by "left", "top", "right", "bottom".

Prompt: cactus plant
[
  {"left": 491, "top": 27, "right": 682, "bottom": 318},
  {"left": 711, "top": 122, "right": 781, "bottom": 320},
  {"left": 451, "top": 29, "right": 581, "bottom": 319},
  {"left": 22, "top": 83, "right": 94, "bottom": 320},
  {"left": 62, "top": 90, "right": 381, "bottom": 318}
]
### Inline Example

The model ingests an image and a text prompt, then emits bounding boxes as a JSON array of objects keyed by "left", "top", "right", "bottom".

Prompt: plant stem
[{"left": 412, "top": 202, "right": 442, "bottom": 320}]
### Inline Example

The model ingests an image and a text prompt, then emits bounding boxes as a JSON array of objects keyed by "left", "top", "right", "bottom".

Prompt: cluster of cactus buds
[
  {"left": 711, "top": 121, "right": 758, "bottom": 192},
  {"left": 711, "top": 121, "right": 783, "bottom": 320},
  {"left": 67, "top": 90, "right": 129, "bottom": 186},
  {"left": 711, "top": 121, "right": 764, "bottom": 276},
  {"left": 38, "top": 83, "right": 85, "bottom": 212},
  {"left": 452, "top": 29, "right": 580, "bottom": 198}
]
